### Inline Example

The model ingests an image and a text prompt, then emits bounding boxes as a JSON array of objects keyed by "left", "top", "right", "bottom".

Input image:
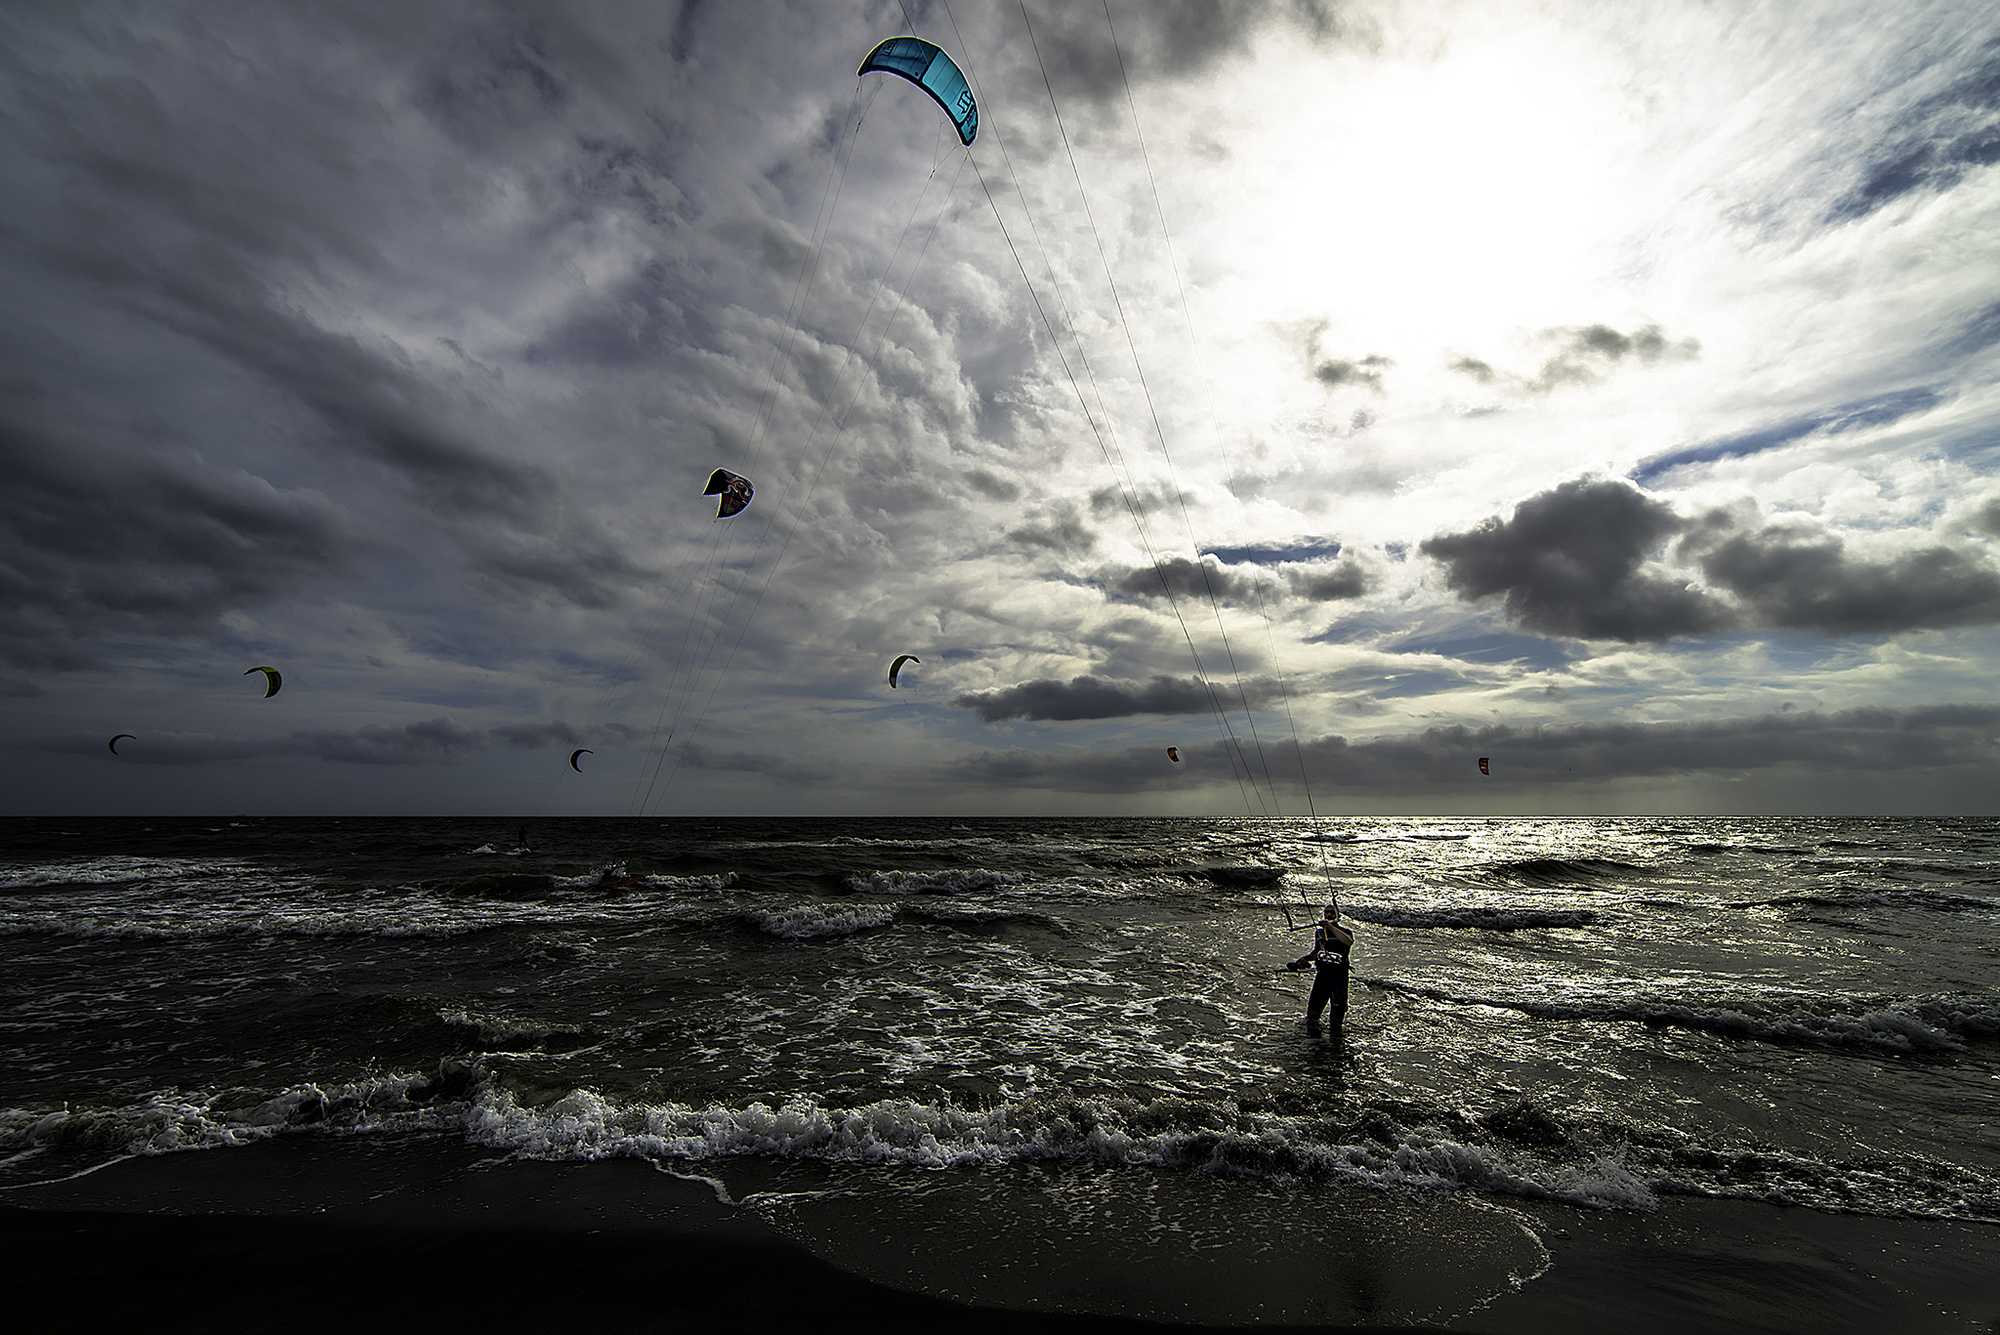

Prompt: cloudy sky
[{"left": 5, "top": 0, "right": 1999, "bottom": 817}]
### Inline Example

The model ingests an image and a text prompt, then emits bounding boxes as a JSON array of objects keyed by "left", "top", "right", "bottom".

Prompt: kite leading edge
[{"left": 858, "top": 37, "right": 978, "bottom": 145}]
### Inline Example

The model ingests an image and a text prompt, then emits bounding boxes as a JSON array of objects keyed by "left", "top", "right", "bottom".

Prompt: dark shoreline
[
  {"left": 1, "top": 1206, "right": 1447, "bottom": 1335},
  {"left": 8, "top": 1135, "right": 1998, "bottom": 1332}
]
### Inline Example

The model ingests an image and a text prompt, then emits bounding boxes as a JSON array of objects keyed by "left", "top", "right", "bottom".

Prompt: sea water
[{"left": 3, "top": 816, "right": 1996, "bottom": 1325}]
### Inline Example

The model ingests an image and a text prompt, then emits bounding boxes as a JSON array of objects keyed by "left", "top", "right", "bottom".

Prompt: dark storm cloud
[
  {"left": 1286, "top": 561, "right": 1370, "bottom": 601},
  {"left": 1427, "top": 480, "right": 2000, "bottom": 640},
  {"left": 38, "top": 717, "right": 599, "bottom": 765},
  {"left": 0, "top": 4, "right": 683, "bottom": 643},
  {"left": 1106, "top": 552, "right": 1369, "bottom": 604},
  {"left": 92, "top": 224, "right": 554, "bottom": 527},
  {"left": 470, "top": 529, "right": 661, "bottom": 610},
  {"left": 952, "top": 673, "right": 1268, "bottom": 722},
  {"left": 1288, "top": 319, "right": 1390, "bottom": 392},
  {"left": 1420, "top": 479, "right": 1729, "bottom": 642},
  {"left": 296, "top": 718, "right": 494, "bottom": 765},
  {"left": 1827, "top": 38, "right": 2000, "bottom": 223},
  {"left": 672, "top": 739, "right": 833, "bottom": 784},
  {"left": 0, "top": 397, "right": 357, "bottom": 669},
  {"left": 1008, "top": 501, "right": 1098, "bottom": 555},
  {"left": 5, "top": 16, "right": 554, "bottom": 521},
  {"left": 997, "top": 0, "right": 1347, "bottom": 103},
  {"left": 1089, "top": 482, "right": 1181, "bottom": 518},
  {"left": 489, "top": 720, "right": 582, "bottom": 749},
  {"left": 943, "top": 704, "right": 2000, "bottom": 792},
  {"left": 1297, "top": 704, "right": 2000, "bottom": 786},
  {"left": 1107, "top": 555, "right": 1263, "bottom": 601},
  {"left": 1631, "top": 387, "right": 1943, "bottom": 485},
  {"left": 1685, "top": 521, "right": 2000, "bottom": 634},
  {"left": 966, "top": 468, "right": 1023, "bottom": 502},
  {"left": 1313, "top": 354, "right": 1391, "bottom": 392},
  {"left": 1446, "top": 324, "right": 1699, "bottom": 397},
  {"left": 1527, "top": 324, "right": 1699, "bottom": 393}
]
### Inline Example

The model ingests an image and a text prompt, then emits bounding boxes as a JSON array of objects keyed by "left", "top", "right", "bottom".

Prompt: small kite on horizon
[
  {"left": 244, "top": 666, "right": 282, "bottom": 698},
  {"left": 569, "top": 748, "right": 592, "bottom": 773},
  {"left": 888, "top": 654, "right": 921, "bottom": 688},
  {"left": 1478, "top": 756, "right": 1490, "bottom": 775},
  {"left": 109, "top": 734, "right": 135, "bottom": 755},
  {"left": 1166, "top": 747, "right": 1180, "bottom": 763}
]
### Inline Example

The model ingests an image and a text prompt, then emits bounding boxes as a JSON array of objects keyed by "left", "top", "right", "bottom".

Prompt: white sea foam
[
  {"left": 1378, "top": 981, "right": 1990, "bottom": 1053},
  {"left": 453, "top": 1087, "right": 1673, "bottom": 1212},
  {"left": 846, "top": 869, "right": 1023, "bottom": 895},
  {"left": 549, "top": 870, "right": 738, "bottom": 891},
  {"left": 8, "top": 1070, "right": 1994, "bottom": 1222},
  {"left": 1343, "top": 905, "right": 1602, "bottom": 931},
  {"left": 438, "top": 1008, "right": 588, "bottom": 1049},
  {"left": 0, "top": 856, "right": 252, "bottom": 889},
  {"left": 0, "top": 1067, "right": 444, "bottom": 1159},
  {"left": 748, "top": 904, "right": 897, "bottom": 938}
]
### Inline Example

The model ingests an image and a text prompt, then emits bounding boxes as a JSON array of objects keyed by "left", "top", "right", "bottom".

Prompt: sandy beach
[{"left": 8, "top": 1135, "right": 1996, "bottom": 1331}]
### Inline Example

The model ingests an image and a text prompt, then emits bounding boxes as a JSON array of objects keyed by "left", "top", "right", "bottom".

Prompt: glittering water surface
[{"left": 2, "top": 816, "right": 1995, "bottom": 1223}]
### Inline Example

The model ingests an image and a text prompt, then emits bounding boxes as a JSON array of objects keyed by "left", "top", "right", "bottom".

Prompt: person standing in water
[{"left": 1285, "top": 905, "right": 1354, "bottom": 1032}]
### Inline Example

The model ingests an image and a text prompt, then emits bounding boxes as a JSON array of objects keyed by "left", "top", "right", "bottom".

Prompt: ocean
[{"left": 3, "top": 815, "right": 1997, "bottom": 1331}]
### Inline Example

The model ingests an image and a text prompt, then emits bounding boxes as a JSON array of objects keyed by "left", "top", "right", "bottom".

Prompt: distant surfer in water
[{"left": 1285, "top": 905, "right": 1354, "bottom": 1033}]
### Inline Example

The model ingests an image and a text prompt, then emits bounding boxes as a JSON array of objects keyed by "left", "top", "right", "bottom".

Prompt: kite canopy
[
  {"left": 1478, "top": 756, "right": 1490, "bottom": 775},
  {"left": 888, "top": 654, "right": 921, "bottom": 687},
  {"left": 858, "top": 37, "right": 978, "bottom": 144},
  {"left": 1166, "top": 747, "right": 1180, "bottom": 763},
  {"left": 703, "top": 468, "right": 754, "bottom": 518},
  {"left": 109, "top": 734, "right": 135, "bottom": 755},
  {"left": 569, "top": 748, "right": 592, "bottom": 773},
  {"left": 244, "top": 665, "right": 282, "bottom": 697}
]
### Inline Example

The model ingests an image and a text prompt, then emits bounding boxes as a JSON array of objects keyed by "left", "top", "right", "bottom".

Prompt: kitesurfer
[{"left": 1284, "top": 905, "right": 1354, "bottom": 1033}]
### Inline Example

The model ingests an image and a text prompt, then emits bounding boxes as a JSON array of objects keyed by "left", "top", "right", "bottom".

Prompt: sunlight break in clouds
[{"left": 1, "top": 0, "right": 1996, "bottom": 815}]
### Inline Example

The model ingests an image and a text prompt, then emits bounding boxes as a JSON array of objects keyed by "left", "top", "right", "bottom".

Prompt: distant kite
[
  {"left": 888, "top": 654, "right": 921, "bottom": 688},
  {"left": 703, "top": 468, "right": 754, "bottom": 518},
  {"left": 244, "top": 666, "right": 282, "bottom": 698},
  {"left": 109, "top": 734, "right": 135, "bottom": 755},
  {"left": 569, "top": 748, "right": 592, "bottom": 773},
  {"left": 1478, "top": 756, "right": 1490, "bottom": 775},
  {"left": 1166, "top": 747, "right": 1180, "bottom": 763}
]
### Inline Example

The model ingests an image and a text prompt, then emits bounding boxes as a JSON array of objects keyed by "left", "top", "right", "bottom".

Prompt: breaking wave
[
  {"left": 1731, "top": 886, "right": 2000, "bottom": 914},
  {"left": 745, "top": 904, "right": 897, "bottom": 939},
  {"left": 438, "top": 1008, "right": 594, "bottom": 1052},
  {"left": 1342, "top": 905, "right": 1602, "bottom": 931},
  {"left": 1486, "top": 857, "right": 1647, "bottom": 886},
  {"left": 1373, "top": 982, "right": 2000, "bottom": 1054},
  {"left": 0, "top": 856, "right": 253, "bottom": 891},
  {"left": 11, "top": 1069, "right": 1993, "bottom": 1222},
  {"left": 845, "top": 869, "right": 1024, "bottom": 895}
]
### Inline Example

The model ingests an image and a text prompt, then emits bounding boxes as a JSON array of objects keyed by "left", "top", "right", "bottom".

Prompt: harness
[{"left": 1314, "top": 922, "right": 1349, "bottom": 970}]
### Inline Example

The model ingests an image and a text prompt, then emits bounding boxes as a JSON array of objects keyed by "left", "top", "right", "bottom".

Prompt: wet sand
[{"left": 5, "top": 1135, "right": 1996, "bottom": 1332}]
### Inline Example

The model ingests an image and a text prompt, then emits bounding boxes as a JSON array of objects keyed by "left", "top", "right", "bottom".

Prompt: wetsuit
[{"left": 1302, "top": 921, "right": 1351, "bottom": 1030}]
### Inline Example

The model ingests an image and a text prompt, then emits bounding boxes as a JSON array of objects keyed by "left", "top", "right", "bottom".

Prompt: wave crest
[
  {"left": 1344, "top": 905, "right": 1602, "bottom": 931},
  {"left": 746, "top": 904, "right": 897, "bottom": 938},
  {"left": 845, "top": 869, "right": 1023, "bottom": 895}
]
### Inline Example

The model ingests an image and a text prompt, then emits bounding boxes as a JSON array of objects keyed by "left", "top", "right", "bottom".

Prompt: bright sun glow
[{"left": 1216, "top": 29, "right": 1638, "bottom": 354}]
